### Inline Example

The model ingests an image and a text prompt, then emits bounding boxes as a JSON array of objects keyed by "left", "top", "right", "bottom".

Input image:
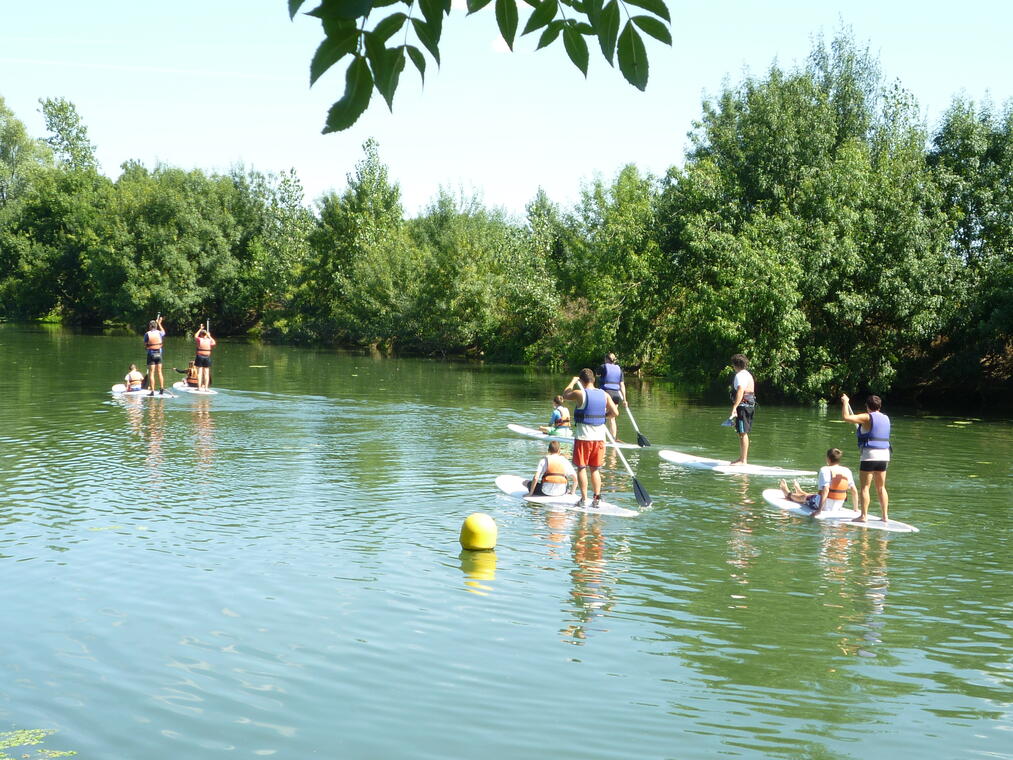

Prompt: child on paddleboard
[
  {"left": 524, "top": 441, "right": 577, "bottom": 497},
  {"left": 173, "top": 361, "right": 200, "bottom": 388},
  {"left": 539, "top": 395, "right": 572, "bottom": 437},
  {"left": 124, "top": 364, "right": 145, "bottom": 391},
  {"left": 777, "top": 448, "right": 858, "bottom": 516}
]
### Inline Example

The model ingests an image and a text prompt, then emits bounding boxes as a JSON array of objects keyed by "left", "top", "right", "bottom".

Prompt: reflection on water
[
  {"left": 459, "top": 550, "right": 496, "bottom": 595},
  {"left": 561, "top": 516, "right": 611, "bottom": 643},
  {"left": 192, "top": 397, "right": 216, "bottom": 471},
  {"left": 144, "top": 399, "right": 166, "bottom": 485}
]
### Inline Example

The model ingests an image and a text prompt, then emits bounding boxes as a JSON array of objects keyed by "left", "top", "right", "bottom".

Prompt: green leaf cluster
[{"left": 290, "top": 0, "right": 672, "bottom": 132}]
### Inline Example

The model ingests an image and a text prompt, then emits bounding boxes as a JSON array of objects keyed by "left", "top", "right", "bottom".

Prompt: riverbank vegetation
[{"left": 1, "top": 35, "right": 1010, "bottom": 402}]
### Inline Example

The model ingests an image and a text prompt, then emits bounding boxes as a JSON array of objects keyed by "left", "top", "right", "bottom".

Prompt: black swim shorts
[
  {"left": 859, "top": 460, "right": 889, "bottom": 472},
  {"left": 735, "top": 404, "right": 754, "bottom": 434}
]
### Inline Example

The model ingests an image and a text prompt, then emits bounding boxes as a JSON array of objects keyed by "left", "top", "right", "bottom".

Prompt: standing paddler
[
  {"left": 563, "top": 369, "right": 619, "bottom": 509},
  {"left": 194, "top": 323, "right": 216, "bottom": 392},
  {"left": 841, "top": 393, "right": 891, "bottom": 523},
  {"left": 727, "top": 353, "right": 756, "bottom": 465},
  {"left": 597, "top": 352, "right": 627, "bottom": 441},
  {"left": 144, "top": 315, "right": 166, "bottom": 395}
]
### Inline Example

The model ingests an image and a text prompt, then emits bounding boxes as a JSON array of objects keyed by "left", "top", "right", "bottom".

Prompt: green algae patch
[{"left": 0, "top": 729, "right": 76, "bottom": 759}]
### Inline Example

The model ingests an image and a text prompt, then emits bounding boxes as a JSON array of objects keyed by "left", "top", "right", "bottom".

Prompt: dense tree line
[{"left": 1, "top": 35, "right": 1010, "bottom": 402}]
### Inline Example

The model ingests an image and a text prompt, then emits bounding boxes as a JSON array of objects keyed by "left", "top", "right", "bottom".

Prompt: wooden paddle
[
  {"left": 624, "top": 402, "right": 651, "bottom": 447},
  {"left": 604, "top": 427, "right": 652, "bottom": 508}
]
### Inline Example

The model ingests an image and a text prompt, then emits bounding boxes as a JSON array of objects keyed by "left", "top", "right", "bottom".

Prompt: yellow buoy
[{"left": 460, "top": 512, "right": 497, "bottom": 551}]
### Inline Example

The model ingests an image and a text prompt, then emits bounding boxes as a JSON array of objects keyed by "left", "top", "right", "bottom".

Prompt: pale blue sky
[{"left": 1, "top": 1, "right": 1010, "bottom": 214}]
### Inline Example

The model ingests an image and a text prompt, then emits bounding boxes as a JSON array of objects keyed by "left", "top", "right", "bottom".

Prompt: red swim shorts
[{"left": 572, "top": 439, "right": 605, "bottom": 468}]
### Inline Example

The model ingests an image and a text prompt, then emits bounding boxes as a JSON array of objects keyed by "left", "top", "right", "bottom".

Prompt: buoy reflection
[{"left": 459, "top": 550, "right": 497, "bottom": 595}]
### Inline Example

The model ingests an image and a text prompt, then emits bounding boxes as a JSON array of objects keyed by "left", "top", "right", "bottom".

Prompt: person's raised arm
[
  {"left": 841, "top": 394, "right": 867, "bottom": 425},
  {"left": 562, "top": 376, "right": 583, "bottom": 402}
]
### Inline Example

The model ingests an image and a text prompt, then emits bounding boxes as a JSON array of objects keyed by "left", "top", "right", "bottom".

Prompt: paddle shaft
[
  {"left": 604, "top": 427, "right": 652, "bottom": 507},
  {"left": 624, "top": 403, "right": 650, "bottom": 446}
]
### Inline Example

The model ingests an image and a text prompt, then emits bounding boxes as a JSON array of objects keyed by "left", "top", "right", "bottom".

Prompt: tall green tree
[
  {"left": 39, "top": 97, "right": 98, "bottom": 172},
  {"left": 409, "top": 191, "right": 557, "bottom": 357},
  {"left": 928, "top": 100, "right": 1013, "bottom": 395},
  {"left": 0, "top": 96, "right": 50, "bottom": 207},
  {"left": 658, "top": 33, "right": 954, "bottom": 399},
  {"left": 531, "top": 165, "right": 666, "bottom": 369},
  {"left": 293, "top": 138, "right": 417, "bottom": 345}
]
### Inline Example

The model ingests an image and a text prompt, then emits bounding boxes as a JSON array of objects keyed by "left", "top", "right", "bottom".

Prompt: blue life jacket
[
  {"left": 857, "top": 411, "right": 891, "bottom": 450},
  {"left": 575, "top": 387, "right": 607, "bottom": 426},
  {"left": 600, "top": 362, "right": 623, "bottom": 391}
]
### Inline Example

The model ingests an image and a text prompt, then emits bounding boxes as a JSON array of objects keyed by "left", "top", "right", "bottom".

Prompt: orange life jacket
[
  {"left": 827, "top": 472, "right": 850, "bottom": 502},
  {"left": 196, "top": 336, "right": 214, "bottom": 356},
  {"left": 540, "top": 455, "right": 569, "bottom": 485},
  {"left": 145, "top": 330, "right": 163, "bottom": 350},
  {"left": 555, "top": 409, "right": 571, "bottom": 427}
]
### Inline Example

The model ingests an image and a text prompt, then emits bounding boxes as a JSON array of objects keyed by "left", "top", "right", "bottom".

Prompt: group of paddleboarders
[
  {"left": 728, "top": 353, "right": 892, "bottom": 523},
  {"left": 122, "top": 316, "right": 217, "bottom": 394},
  {"left": 527, "top": 357, "right": 628, "bottom": 508},
  {"left": 525, "top": 350, "right": 894, "bottom": 522}
]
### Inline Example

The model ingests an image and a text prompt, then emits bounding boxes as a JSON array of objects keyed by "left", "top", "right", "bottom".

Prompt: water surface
[{"left": 1, "top": 324, "right": 1010, "bottom": 759}]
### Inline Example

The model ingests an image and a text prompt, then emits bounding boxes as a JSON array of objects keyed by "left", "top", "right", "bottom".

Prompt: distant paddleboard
[
  {"left": 658, "top": 449, "right": 815, "bottom": 477},
  {"left": 507, "top": 423, "right": 640, "bottom": 450},
  {"left": 111, "top": 384, "right": 175, "bottom": 398},
  {"left": 172, "top": 381, "right": 218, "bottom": 395},
  {"left": 761, "top": 488, "right": 919, "bottom": 533},
  {"left": 495, "top": 475, "right": 638, "bottom": 517}
]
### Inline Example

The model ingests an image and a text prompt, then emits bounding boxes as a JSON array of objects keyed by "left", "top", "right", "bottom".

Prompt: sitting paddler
[
  {"left": 524, "top": 441, "right": 577, "bottom": 497},
  {"left": 777, "top": 448, "right": 858, "bottom": 516},
  {"left": 173, "top": 361, "right": 200, "bottom": 388},
  {"left": 538, "top": 395, "right": 572, "bottom": 436},
  {"left": 124, "top": 364, "right": 145, "bottom": 391}
]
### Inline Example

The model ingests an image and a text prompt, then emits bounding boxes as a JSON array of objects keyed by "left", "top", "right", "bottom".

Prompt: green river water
[{"left": 0, "top": 324, "right": 1010, "bottom": 759}]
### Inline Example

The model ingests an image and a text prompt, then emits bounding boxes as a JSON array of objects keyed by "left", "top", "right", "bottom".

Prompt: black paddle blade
[
  {"left": 636, "top": 432, "right": 651, "bottom": 447},
  {"left": 633, "top": 478, "right": 652, "bottom": 508}
]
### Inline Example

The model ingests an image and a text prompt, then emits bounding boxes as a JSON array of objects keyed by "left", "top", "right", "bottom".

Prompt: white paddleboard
[
  {"left": 658, "top": 449, "right": 815, "bottom": 477},
  {"left": 111, "top": 384, "right": 176, "bottom": 398},
  {"left": 172, "top": 381, "right": 218, "bottom": 395},
  {"left": 495, "top": 475, "right": 638, "bottom": 517},
  {"left": 761, "top": 489, "right": 919, "bottom": 533},
  {"left": 507, "top": 423, "right": 641, "bottom": 450}
]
